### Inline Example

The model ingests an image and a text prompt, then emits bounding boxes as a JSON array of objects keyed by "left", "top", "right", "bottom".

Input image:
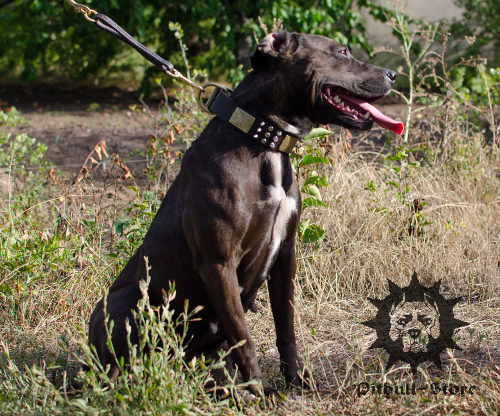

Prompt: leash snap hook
[
  {"left": 165, "top": 68, "right": 204, "bottom": 92},
  {"left": 197, "top": 82, "right": 232, "bottom": 114},
  {"left": 66, "top": 0, "right": 97, "bottom": 22}
]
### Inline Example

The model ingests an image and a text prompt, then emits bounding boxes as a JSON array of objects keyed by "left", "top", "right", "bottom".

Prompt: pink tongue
[{"left": 340, "top": 94, "right": 404, "bottom": 135}]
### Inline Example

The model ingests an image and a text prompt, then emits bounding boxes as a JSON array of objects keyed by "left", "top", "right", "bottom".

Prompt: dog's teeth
[
  {"left": 363, "top": 112, "right": 370, "bottom": 119},
  {"left": 345, "top": 105, "right": 351, "bottom": 111},
  {"left": 339, "top": 101, "right": 345, "bottom": 107},
  {"left": 333, "top": 95, "right": 341, "bottom": 103}
]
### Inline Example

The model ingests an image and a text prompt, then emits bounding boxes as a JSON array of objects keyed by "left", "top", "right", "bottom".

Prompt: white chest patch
[{"left": 261, "top": 153, "right": 297, "bottom": 279}]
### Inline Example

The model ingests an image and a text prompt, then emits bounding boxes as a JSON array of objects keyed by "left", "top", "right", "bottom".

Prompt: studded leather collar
[{"left": 206, "top": 88, "right": 301, "bottom": 153}]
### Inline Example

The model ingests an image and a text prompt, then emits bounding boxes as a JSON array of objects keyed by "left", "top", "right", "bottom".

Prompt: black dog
[{"left": 89, "top": 31, "right": 402, "bottom": 395}]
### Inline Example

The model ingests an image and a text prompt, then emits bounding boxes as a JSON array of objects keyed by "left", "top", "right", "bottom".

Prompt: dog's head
[
  {"left": 251, "top": 31, "right": 403, "bottom": 135},
  {"left": 388, "top": 293, "right": 441, "bottom": 353}
]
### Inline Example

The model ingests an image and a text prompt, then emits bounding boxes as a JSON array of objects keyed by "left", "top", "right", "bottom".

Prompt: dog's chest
[{"left": 257, "top": 153, "right": 298, "bottom": 278}]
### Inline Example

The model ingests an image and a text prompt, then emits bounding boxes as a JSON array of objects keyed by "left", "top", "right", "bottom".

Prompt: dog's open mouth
[{"left": 322, "top": 86, "right": 404, "bottom": 135}]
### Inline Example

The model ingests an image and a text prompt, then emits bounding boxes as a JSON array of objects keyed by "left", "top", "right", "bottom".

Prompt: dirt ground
[
  {"left": 0, "top": 83, "right": 166, "bottom": 181},
  {"left": 0, "top": 83, "right": 408, "bottom": 182}
]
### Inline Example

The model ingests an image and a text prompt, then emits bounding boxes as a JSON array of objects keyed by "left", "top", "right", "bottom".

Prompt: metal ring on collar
[{"left": 197, "top": 82, "right": 233, "bottom": 114}]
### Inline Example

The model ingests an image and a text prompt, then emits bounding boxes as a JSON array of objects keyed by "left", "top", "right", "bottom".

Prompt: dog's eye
[
  {"left": 338, "top": 48, "right": 347, "bottom": 55},
  {"left": 418, "top": 314, "right": 433, "bottom": 326}
]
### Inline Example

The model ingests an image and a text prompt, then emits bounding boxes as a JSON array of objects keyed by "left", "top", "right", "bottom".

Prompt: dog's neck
[{"left": 230, "top": 69, "right": 316, "bottom": 139}]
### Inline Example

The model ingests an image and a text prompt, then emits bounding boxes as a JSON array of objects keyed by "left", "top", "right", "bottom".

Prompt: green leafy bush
[
  {"left": 292, "top": 128, "right": 331, "bottom": 249},
  {"left": 0, "top": 0, "right": 391, "bottom": 85},
  {"left": 111, "top": 188, "right": 160, "bottom": 262},
  {"left": 450, "top": 64, "right": 500, "bottom": 107},
  {"left": 451, "top": 0, "right": 500, "bottom": 66}
]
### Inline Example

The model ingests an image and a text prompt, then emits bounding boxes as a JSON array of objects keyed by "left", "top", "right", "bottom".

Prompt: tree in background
[
  {"left": 0, "top": 0, "right": 391, "bottom": 87},
  {"left": 451, "top": 0, "right": 499, "bottom": 66}
]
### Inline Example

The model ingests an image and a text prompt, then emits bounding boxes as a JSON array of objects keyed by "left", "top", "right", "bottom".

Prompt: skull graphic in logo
[
  {"left": 389, "top": 294, "right": 440, "bottom": 353},
  {"left": 362, "top": 272, "right": 468, "bottom": 372}
]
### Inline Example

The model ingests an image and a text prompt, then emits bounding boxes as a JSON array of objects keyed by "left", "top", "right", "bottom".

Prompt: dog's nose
[
  {"left": 385, "top": 69, "right": 396, "bottom": 83},
  {"left": 408, "top": 328, "right": 421, "bottom": 339}
]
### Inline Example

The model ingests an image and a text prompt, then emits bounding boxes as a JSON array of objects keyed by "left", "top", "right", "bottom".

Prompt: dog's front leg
[
  {"left": 268, "top": 238, "right": 310, "bottom": 388},
  {"left": 197, "top": 263, "right": 277, "bottom": 396}
]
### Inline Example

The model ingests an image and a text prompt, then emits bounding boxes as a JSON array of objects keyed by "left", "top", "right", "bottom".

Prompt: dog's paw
[
  {"left": 281, "top": 363, "right": 314, "bottom": 390},
  {"left": 263, "top": 383, "right": 282, "bottom": 398},
  {"left": 245, "top": 380, "right": 283, "bottom": 400}
]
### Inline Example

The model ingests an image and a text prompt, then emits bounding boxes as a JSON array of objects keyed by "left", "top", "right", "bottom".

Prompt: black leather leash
[
  {"left": 93, "top": 13, "right": 204, "bottom": 91},
  {"left": 95, "top": 13, "right": 174, "bottom": 73},
  {"left": 65, "top": 0, "right": 301, "bottom": 153}
]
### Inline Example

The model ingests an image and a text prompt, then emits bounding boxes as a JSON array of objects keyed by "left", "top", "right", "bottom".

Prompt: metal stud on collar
[{"left": 199, "top": 85, "right": 301, "bottom": 153}]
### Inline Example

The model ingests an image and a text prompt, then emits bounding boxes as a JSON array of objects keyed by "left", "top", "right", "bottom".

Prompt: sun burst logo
[{"left": 362, "top": 272, "right": 468, "bottom": 373}]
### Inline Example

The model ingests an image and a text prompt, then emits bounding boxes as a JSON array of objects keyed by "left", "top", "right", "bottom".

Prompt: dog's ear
[
  {"left": 390, "top": 293, "right": 406, "bottom": 316},
  {"left": 424, "top": 293, "right": 438, "bottom": 312},
  {"left": 250, "top": 30, "right": 299, "bottom": 69}
]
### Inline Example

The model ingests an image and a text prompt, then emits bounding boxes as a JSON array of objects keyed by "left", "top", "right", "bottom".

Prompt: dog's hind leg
[
  {"left": 88, "top": 284, "right": 142, "bottom": 379},
  {"left": 199, "top": 339, "right": 237, "bottom": 396}
]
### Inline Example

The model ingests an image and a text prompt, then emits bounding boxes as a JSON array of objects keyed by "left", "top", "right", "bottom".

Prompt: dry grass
[
  {"left": 1, "top": 100, "right": 499, "bottom": 414},
  {"left": 303, "top": 150, "right": 499, "bottom": 301},
  {"left": 248, "top": 138, "right": 500, "bottom": 415}
]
